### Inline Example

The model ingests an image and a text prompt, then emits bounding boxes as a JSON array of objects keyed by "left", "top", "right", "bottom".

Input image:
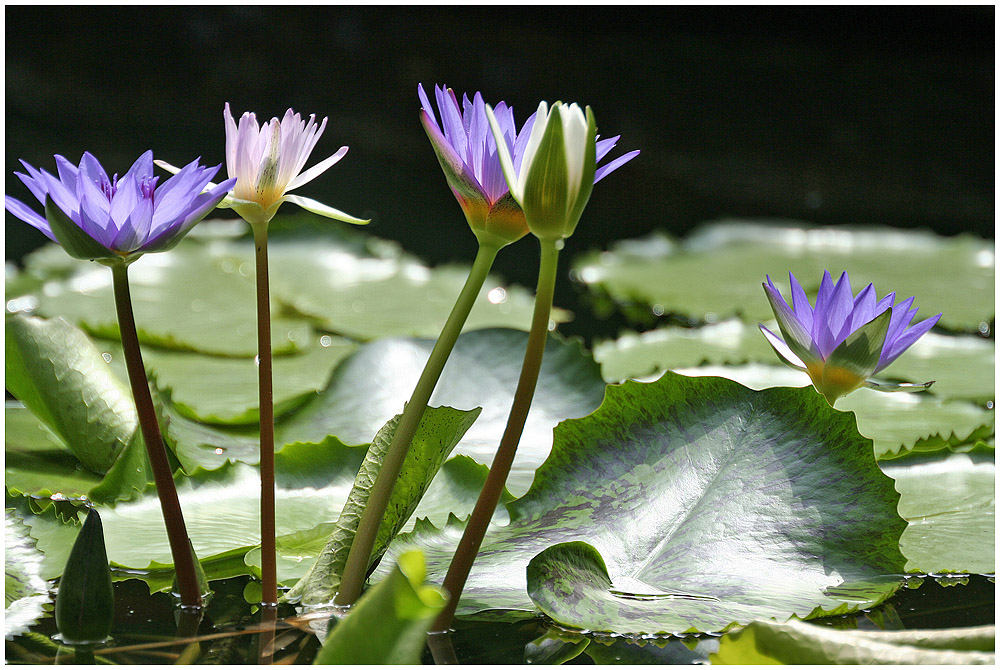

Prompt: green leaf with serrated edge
[
  {"left": 662, "top": 364, "right": 994, "bottom": 459},
  {"left": 277, "top": 328, "right": 606, "bottom": 497},
  {"left": 6, "top": 314, "right": 136, "bottom": 474},
  {"left": 573, "top": 221, "right": 993, "bottom": 332},
  {"left": 380, "top": 373, "right": 906, "bottom": 634},
  {"left": 880, "top": 450, "right": 995, "bottom": 574},
  {"left": 287, "top": 405, "right": 480, "bottom": 606},
  {"left": 5, "top": 508, "right": 52, "bottom": 641},
  {"left": 710, "top": 619, "right": 995, "bottom": 665},
  {"left": 878, "top": 423, "right": 995, "bottom": 461},
  {"left": 313, "top": 551, "right": 447, "bottom": 665}
]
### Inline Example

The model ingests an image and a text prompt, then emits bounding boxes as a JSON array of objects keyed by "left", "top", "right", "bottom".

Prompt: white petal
[
  {"left": 284, "top": 194, "right": 369, "bottom": 225},
  {"left": 560, "top": 102, "right": 588, "bottom": 200},
  {"left": 485, "top": 104, "right": 522, "bottom": 202},
  {"left": 287, "top": 146, "right": 348, "bottom": 191},
  {"left": 518, "top": 101, "right": 550, "bottom": 196}
]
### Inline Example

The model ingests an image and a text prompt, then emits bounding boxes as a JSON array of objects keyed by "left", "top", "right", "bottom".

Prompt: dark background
[{"left": 5, "top": 6, "right": 994, "bottom": 293}]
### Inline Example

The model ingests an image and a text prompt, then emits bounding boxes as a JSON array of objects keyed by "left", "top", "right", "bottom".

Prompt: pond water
[{"left": 6, "top": 573, "right": 993, "bottom": 664}]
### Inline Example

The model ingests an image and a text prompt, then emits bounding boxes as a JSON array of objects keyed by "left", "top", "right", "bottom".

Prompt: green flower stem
[
  {"left": 335, "top": 242, "right": 502, "bottom": 606},
  {"left": 110, "top": 263, "right": 202, "bottom": 609},
  {"left": 250, "top": 221, "right": 278, "bottom": 607},
  {"left": 433, "top": 237, "right": 561, "bottom": 632}
]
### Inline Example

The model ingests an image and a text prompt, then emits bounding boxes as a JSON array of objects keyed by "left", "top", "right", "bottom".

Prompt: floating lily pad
[
  {"left": 15, "top": 230, "right": 567, "bottom": 357},
  {"left": 101, "top": 334, "right": 356, "bottom": 425},
  {"left": 382, "top": 373, "right": 906, "bottom": 633},
  {"left": 574, "top": 221, "right": 994, "bottom": 332},
  {"left": 276, "top": 328, "right": 607, "bottom": 496},
  {"left": 266, "top": 241, "right": 568, "bottom": 340},
  {"left": 881, "top": 450, "right": 995, "bottom": 575},
  {"left": 666, "top": 365, "right": 994, "bottom": 459},
  {"left": 29, "top": 241, "right": 314, "bottom": 357},
  {"left": 5, "top": 508, "right": 52, "bottom": 640},
  {"left": 596, "top": 324, "right": 994, "bottom": 403}
]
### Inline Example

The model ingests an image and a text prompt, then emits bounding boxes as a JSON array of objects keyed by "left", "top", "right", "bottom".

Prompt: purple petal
[
  {"left": 5, "top": 195, "right": 57, "bottom": 241},
  {"left": 788, "top": 272, "right": 814, "bottom": 334},
  {"left": 15, "top": 166, "right": 48, "bottom": 205},
  {"left": 38, "top": 167, "right": 79, "bottom": 219},
  {"left": 595, "top": 135, "right": 619, "bottom": 163},
  {"left": 53, "top": 155, "right": 80, "bottom": 192},
  {"left": 815, "top": 271, "right": 854, "bottom": 356},
  {"left": 877, "top": 312, "right": 941, "bottom": 370},
  {"left": 512, "top": 112, "right": 537, "bottom": 174},
  {"left": 417, "top": 84, "right": 439, "bottom": 131},
  {"left": 141, "top": 177, "right": 236, "bottom": 252},
  {"left": 848, "top": 283, "right": 878, "bottom": 331},
  {"left": 435, "top": 86, "right": 468, "bottom": 164},
  {"left": 468, "top": 92, "right": 488, "bottom": 187},
  {"left": 883, "top": 296, "right": 916, "bottom": 349},
  {"left": 594, "top": 149, "right": 639, "bottom": 184},
  {"left": 110, "top": 194, "right": 153, "bottom": 252}
]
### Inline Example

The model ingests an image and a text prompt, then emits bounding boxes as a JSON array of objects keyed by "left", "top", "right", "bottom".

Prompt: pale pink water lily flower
[{"left": 157, "top": 103, "right": 368, "bottom": 228}]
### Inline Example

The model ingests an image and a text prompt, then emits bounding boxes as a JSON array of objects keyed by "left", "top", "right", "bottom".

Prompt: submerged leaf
[
  {"left": 711, "top": 619, "right": 995, "bottom": 664},
  {"left": 5, "top": 509, "right": 51, "bottom": 640}
]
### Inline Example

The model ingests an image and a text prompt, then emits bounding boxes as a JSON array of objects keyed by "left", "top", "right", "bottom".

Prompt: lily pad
[
  {"left": 109, "top": 334, "right": 356, "bottom": 425},
  {"left": 5, "top": 508, "right": 51, "bottom": 640},
  {"left": 16, "top": 231, "right": 567, "bottom": 356},
  {"left": 573, "top": 221, "right": 994, "bottom": 332},
  {"left": 666, "top": 365, "right": 994, "bottom": 459},
  {"left": 382, "top": 373, "right": 907, "bottom": 633},
  {"left": 30, "top": 241, "right": 314, "bottom": 357},
  {"left": 276, "top": 328, "right": 607, "bottom": 496},
  {"left": 711, "top": 619, "right": 995, "bottom": 665},
  {"left": 881, "top": 449, "right": 995, "bottom": 575},
  {"left": 266, "top": 241, "right": 568, "bottom": 340},
  {"left": 596, "top": 324, "right": 994, "bottom": 403}
]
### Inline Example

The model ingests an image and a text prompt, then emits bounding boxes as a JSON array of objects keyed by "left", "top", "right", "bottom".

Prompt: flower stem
[
  {"left": 250, "top": 222, "right": 277, "bottom": 607},
  {"left": 335, "top": 242, "right": 502, "bottom": 606},
  {"left": 110, "top": 263, "right": 202, "bottom": 609},
  {"left": 432, "top": 237, "right": 561, "bottom": 632}
]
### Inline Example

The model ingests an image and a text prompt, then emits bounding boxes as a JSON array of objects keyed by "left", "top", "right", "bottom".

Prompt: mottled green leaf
[
  {"left": 881, "top": 450, "right": 995, "bottom": 575},
  {"left": 711, "top": 619, "right": 995, "bottom": 664},
  {"left": 313, "top": 551, "right": 446, "bottom": 665},
  {"left": 573, "top": 221, "right": 993, "bottom": 332},
  {"left": 5, "top": 508, "right": 51, "bottom": 640},
  {"left": 382, "top": 373, "right": 906, "bottom": 633},
  {"left": 5, "top": 314, "right": 136, "bottom": 474},
  {"left": 288, "top": 406, "right": 480, "bottom": 606}
]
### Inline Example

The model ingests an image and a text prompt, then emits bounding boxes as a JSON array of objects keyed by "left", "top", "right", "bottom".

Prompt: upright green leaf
[
  {"left": 382, "top": 373, "right": 906, "bottom": 634},
  {"left": 288, "top": 406, "right": 481, "bottom": 606},
  {"left": 313, "top": 551, "right": 446, "bottom": 665},
  {"left": 6, "top": 314, "right": 136, "bottom": 474}
]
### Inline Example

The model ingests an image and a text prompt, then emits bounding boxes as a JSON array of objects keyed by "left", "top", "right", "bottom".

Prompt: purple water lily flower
[
  {"left": 760, "top": 270, "right": 942, "bottom": 402},
  {"left": 5, "top": 151, "right": 235, "bottom": 264},
  {"left": 419, "top": 83, "right": 638, "bottom": 247}
]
